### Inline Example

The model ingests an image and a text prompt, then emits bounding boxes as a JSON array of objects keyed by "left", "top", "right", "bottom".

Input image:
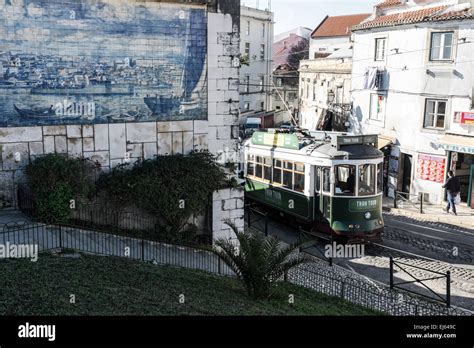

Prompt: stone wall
[
  {"left": 0, "top": 0, "right": 244, "bottom": 241},
  {"left": 212, "top": 187, "right": 245, "bottom": 243}
]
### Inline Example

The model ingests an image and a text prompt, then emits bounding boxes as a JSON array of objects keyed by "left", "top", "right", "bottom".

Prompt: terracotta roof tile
[
  {"left": 311, "top": 13, "right": 371, "bottom": 38},
  {"left": 353, "top": 5, "right": 473, "bottom": 30},
  {"left": 376, "top": 0, "right": 402, "bottom": 9}
]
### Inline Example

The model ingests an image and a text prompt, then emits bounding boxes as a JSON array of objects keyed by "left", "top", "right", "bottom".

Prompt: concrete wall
[{"left": 351, "top": 19, "right": 474, "bottom": 204}]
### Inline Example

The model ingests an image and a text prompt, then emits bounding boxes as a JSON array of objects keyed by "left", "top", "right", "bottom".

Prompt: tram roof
[{"left": 246, "top": 130, "right": 384, "bottom": 160}]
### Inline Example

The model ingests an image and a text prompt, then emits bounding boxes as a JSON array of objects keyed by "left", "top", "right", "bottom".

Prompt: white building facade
[
  {"left": 351, "top": 0, "right": 474, "bottom": 207},
  {"left": 309, "top": 14, "right": 370, "bottom": 59},
  {"left": 299, "top": 56, "right": 353, "bottom": 131},
  {"left": 240, "top": 6, "right": 274, "bottom": 119}
]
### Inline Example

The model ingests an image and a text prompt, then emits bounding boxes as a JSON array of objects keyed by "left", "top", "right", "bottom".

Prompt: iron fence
[
  {"left": 1, "top": 221, "right": 234, "bottom": 276},
  {"left": 17, "top": 184, "right": 213, "bottom": 247},
  {"left": 288, "top": 262, "right": 469, "bottom": 316},
  {"left": 390, "top": 257, "right": 451, "bottom": 307},
  {"left": 394, "top": 191, "right": 427, "bottom": 214}
]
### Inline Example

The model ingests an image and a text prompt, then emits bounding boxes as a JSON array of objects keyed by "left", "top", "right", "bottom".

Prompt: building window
[
  {"left": 260, "top": 101, "right": 264, "bottom": 110},
  {"left": 369, "top": 94, "right": 386, "bottom": 121},
  {"left": 375, "top": 38, "right": 386, "bottom": 61},
  {"left": 245, "top": 42, "right": 250, "bottom": 55},
  {"left": 430, "top": 32, "right": 454, "bottom": 61},
  {"left": 245, "top": 75, "right": 250, "bottom": 93},
  {"left": 262, "top": 23, "right": 265, "bottom": 38},
  {"left": 276, "top": 78, "right": 282, "bottom": 86},
  {"left": 260, "top": 44, "right": 265, "bottom": 60},
  {"left": 313, "top": 82, "right": 317, "bottom": 101},
  {"left": 423, "top": 99, "right": 447, "bottom": 129},
  {"left": 288, "top": 92, "right": 296, "bottom": 101},
  {"left": 244, "top": 102, "right": 250, "bottom": 111},
  {"left": 259, "top": 76, "right": 264, "bottom": 92},
  {"left": 246, "top": 21, "right": 250, "bottom": 36}
]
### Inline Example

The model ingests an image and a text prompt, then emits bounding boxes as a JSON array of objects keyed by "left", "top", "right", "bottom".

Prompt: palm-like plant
[{"left": 213, "top": 222, "right": 308, "bottom": 299}]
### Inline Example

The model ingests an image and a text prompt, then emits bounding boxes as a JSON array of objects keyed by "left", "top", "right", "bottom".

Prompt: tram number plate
[{"left": 349, "top": 199, "right": 378, "bottom": 212}]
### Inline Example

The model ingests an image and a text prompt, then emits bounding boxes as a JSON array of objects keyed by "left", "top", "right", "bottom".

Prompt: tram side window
[
  {"left": 377, "top": 163, "right": 383, "bottom": 193},
  {"left": 273, "top": 160, "right": 282, "bottom": 185},
  {"left": 322, "top": 167, "right": 331, "bottom": 193},
  {"left": 247, "top": 155, "right": 255, "bottom": 176},
  {"left": 315, "top": 167, "right": 321, "bottom": 193},
  {"left": 263, "top": 157, "right": 272, "bottom": 181},
  {"left": 294, "top": 163, "right": 305, "bottom": 193},
  {"left": 283, "top": 161, "right": 293, "bottom": 189},
  {"left": 255, "top": 156, "right": 263, "bottom": 178},
  {"left": 335, "top": 165, "right": 356, "bottom": 196},
  {"left": 359, "top": 164, "right": 376, "bottom": 196}
]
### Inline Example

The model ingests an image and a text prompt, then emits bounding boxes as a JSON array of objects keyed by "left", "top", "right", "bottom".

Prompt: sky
[{"left": 241, "top": 0, "right": 381, "bottom": 36}]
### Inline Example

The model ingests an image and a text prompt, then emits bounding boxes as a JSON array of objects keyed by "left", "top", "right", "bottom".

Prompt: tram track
[{"left": 382, "top": 224, "right": 474, "bottom": 263}]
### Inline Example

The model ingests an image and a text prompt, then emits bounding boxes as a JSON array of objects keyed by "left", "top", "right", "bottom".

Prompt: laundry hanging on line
[{"left": 363, "top": 67, "right": 385, "bottom": 90}]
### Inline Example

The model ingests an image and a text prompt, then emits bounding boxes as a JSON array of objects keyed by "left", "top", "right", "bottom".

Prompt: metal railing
[
  {"left": 394, "top": 190, "right": 427, "bottom": 214},
  {"left": 0, "top": 221, "right": 234, "bottom": 277},
  {"left": 390, "top": 257, "right": 451, "bottom": 307},
  {"left": 17, "top": 184, "right": 213, "bottom": 247}
]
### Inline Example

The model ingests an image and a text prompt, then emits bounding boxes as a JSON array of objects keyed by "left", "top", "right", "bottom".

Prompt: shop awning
[
  {"left": 438, "top": 134, "right": 474, "bottom": 154},
  {"left": 378, "top": 134, "right": 396, "bottom": 150}
]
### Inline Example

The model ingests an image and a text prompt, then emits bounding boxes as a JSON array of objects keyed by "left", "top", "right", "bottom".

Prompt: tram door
[{"left": 314, "top": 166, "right": 331, "bottom": 220}]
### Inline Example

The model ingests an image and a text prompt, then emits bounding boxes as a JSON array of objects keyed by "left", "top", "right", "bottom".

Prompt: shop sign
[
  {"left": 416, "top": 154, "right": 446, "bottom": 183},
  {"left": 438, "top": 143, "right": 474, "bottom": 154},
  {"left": 454, "top": 112, "right": 474, "bottom": 125}
]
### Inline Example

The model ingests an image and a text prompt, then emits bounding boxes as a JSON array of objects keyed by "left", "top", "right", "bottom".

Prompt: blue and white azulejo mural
[{"left": 0, "top": 0, "right": 208, "bottom": 126}]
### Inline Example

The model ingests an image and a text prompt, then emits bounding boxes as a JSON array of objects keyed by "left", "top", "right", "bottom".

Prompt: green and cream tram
[{"left": 244, "top": 130, "right": 385, "bottom": 242}]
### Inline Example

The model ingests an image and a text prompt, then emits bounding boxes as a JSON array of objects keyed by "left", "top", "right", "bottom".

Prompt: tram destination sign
[
  {"left": 333, "top": 135, "right": 378, "bottom": 150},
  {"left": 349, "top": 198, "right": 379, "bottom": 212},
  {"left": 251, "top": 132, "right": 300, "bottom": 150}
]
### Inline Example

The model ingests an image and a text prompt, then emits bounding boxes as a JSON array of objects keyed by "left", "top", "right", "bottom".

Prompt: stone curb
[{"left": 383, "top": 207, "right": 474, "bottom": 229}]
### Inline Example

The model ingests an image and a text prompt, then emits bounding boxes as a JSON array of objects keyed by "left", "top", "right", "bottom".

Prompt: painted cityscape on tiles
[{"left": 0, "top": 0, "right": 208, "bottom": 126}]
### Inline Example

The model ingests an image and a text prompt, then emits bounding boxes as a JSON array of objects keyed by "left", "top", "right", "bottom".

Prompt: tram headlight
[{"left": 364, "top": 212, "right": 371, "bottom": 220}]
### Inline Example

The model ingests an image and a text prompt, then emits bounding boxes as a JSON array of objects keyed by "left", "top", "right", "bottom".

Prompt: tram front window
[
  {"left": 359, "top": 164, "right": 376, "bottom": 196},
  {"left": 335, "top": 165, "right": 356, "bottom": 196}
]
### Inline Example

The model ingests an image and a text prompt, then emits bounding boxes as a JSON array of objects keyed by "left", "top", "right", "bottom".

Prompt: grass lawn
[{"left": 0, "top": 252, "right": 381, "bottom": 315}]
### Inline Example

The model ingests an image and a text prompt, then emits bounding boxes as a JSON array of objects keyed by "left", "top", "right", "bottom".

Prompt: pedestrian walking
[{"left": 442, "top": 171, "right": 461, "bottom": 216}]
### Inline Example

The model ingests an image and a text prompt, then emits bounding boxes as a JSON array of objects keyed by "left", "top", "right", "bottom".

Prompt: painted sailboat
[
  {"left": 144, "top": 9, "right": 206, "bottom": 116},
  {"left": 14, "top": 104, "right": 80, "bottom": 121}
]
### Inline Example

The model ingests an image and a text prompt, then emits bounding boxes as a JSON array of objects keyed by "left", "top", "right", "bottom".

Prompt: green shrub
[
  {"left": 97, "top": 150, "right": 227, "bottom": 234},
  {"left": 213, "top": 222, "right": 308, "bottom": 299},
  {"left": 35, "top": 183, "right": 74, "bottom": 223},
  {"left": 25, "top": 154, "right": 96, "bottom": 222}
]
